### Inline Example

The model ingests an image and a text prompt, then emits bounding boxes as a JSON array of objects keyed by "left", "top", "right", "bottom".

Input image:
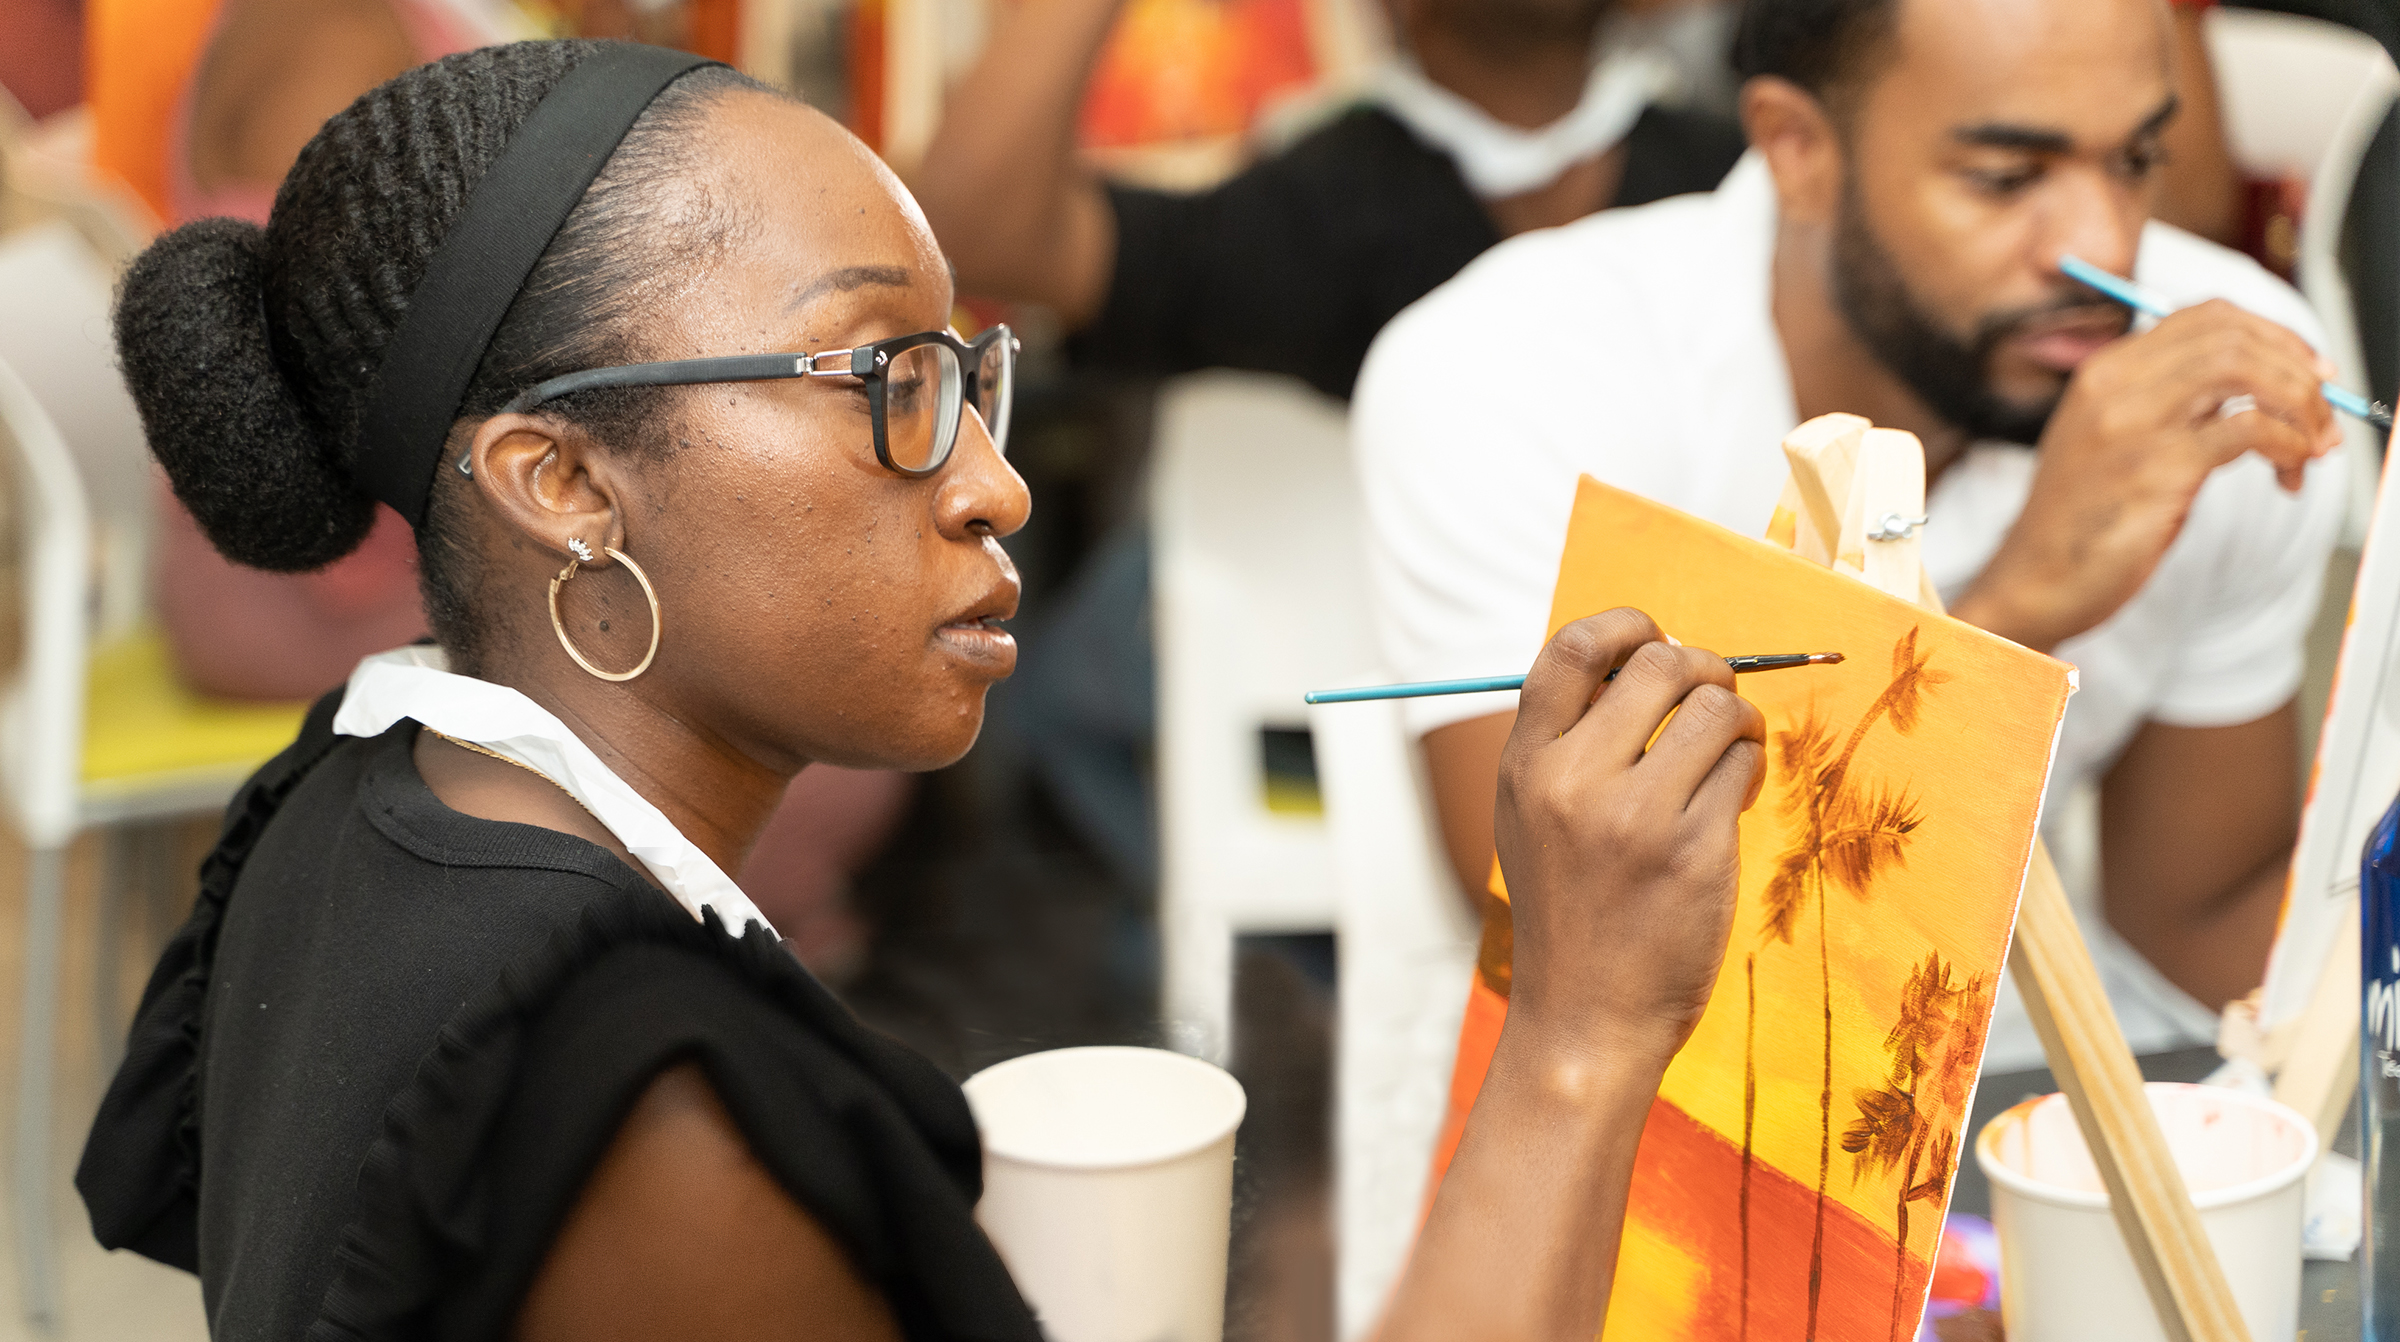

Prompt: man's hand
[
  {"left": 1955, "top": 300, "right": 2338, "bottom": 654},
  {"left": 1494, "top": 608, "right": 1767, "bottom": 1063}
]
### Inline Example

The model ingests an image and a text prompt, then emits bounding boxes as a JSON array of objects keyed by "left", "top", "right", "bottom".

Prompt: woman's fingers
[
  {"left": 1688, "top": 732, "right": 1767, "bottom": 823},
  {"left": 1637, "top": 680, "right": 1766, "bottom": 807},
  {"left": 1511, "top": 608, "right": 1664, "bottom": 743},
  {"left": 1567, "top": 640, "right": 1739, "bottom": 765}
]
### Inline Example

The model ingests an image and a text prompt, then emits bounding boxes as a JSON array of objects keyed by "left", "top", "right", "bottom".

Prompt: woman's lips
[{"left": 933, "top": 616, "right": 1017, "bottom": 674}]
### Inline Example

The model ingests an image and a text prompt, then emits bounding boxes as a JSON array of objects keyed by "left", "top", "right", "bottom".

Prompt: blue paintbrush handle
[
  {"left": 1304, "top": 674, "right": 1526, "bottom": 704},
  {"left": 1304, "top": 654, "right": 1841, "bottom": 704},
  {"left": 2060, "top": 255, "right": 2392, "bottom": 431}
]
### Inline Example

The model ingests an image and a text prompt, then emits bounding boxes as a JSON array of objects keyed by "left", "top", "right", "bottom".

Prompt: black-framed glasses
[{"left": 471, "top": 324, "right": 1017, "bottom": 479}]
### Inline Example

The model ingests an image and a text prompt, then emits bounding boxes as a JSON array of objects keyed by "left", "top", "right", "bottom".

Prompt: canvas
[{"left": 1506, "top": 477, "right": 2073, "bottom": 1341}]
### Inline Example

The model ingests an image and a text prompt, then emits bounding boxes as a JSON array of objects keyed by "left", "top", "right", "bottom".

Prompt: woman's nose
[{"left": 935, "top": 406, "right": 1031, "bottom": 539}]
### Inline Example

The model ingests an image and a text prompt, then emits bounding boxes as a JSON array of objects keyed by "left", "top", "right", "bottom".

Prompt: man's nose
[{"left": 2034, "top": 166, "right": 2142, "bottom": 285}]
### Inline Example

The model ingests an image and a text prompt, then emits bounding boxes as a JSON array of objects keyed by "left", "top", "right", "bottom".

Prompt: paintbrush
[
  {"left": 2059, "top": 254, "right": 2393, "bottom": 431},
  {"left": 1304, "top": 653, "right": 1845, "bottom": 704}
]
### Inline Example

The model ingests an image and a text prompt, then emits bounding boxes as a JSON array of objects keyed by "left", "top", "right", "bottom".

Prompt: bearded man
[{"left": 1353, "top": 0, "right": 2358, "bottom": 1074}]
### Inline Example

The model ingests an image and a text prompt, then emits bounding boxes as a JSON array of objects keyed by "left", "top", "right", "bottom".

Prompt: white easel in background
[
  {"left": 1778, "top": 413, "right": 2254, "bottom": 1342},
  {"left": 2226, "top": 427, "right": 2400, "bottom": 1173},
  {"left": 2195, "top": 6, "right": 2398, "bottom": 1151}
]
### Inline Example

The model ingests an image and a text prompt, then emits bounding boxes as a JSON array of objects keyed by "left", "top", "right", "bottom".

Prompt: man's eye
[
  {"left": 1965, "top": 165, "right": 2042, "bottom": 196},
  {"left": 2118, "top": 143, "right": 2169, "bottom": 181}
]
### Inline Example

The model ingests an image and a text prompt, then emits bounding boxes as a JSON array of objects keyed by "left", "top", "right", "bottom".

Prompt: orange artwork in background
[
  {"left": 1448, "top": 477, "right": 2072, "bottom": 1342},
  {"left": 85, "top": 0, "right": 224, "bottom": 224},
  {"left": 1076, "top": 0, "right": 1315, "bottom": 148}
]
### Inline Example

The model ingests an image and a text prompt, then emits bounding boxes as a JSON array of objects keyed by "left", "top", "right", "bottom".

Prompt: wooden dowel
[{"left": 2008, "top": 842, "right": 2253, "bottom": 1342}]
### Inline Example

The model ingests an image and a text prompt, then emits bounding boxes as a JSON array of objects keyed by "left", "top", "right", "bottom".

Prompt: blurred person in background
[
  {"left": 1355, "top": 0, "right": 2348, "bottom": 1125},
  {"left": 918, "top": 0, "right": 1748, "bottom": 403},
  {"left": 912, "top": 0, "right": 1750, "bottom": 895},
  {"left": 79, "top": 0, "right": 890, "bottom": 968}
]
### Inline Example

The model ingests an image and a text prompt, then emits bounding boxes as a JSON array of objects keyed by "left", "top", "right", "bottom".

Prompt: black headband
[{"left": 351, "top": 42, "right": 720, "bottom": 527}]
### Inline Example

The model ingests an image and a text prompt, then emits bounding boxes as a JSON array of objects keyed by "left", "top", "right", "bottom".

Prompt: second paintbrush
[{"left": 1304, "top": 653, "right": 1845, "bottom": 705}]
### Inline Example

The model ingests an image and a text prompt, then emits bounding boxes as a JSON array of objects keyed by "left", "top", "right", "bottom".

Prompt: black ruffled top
[{"left": 75, "top": 690, "right": 1038, "bottom": 1341}]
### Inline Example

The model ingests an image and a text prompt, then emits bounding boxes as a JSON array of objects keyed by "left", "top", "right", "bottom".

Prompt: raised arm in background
[
  {"left": 187, "top": 0, "right": 419, "bottom": 198},
  {"left": 911, "top": 0, "right": 1126, "bottom": 325}
]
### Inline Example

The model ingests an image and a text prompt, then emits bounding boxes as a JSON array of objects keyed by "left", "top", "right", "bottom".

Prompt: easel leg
[{"left": 2011, "top": 842, "right": 2251, "bottom": 1342}]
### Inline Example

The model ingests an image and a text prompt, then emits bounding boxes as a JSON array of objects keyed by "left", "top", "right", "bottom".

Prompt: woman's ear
[
  {"left": 464, "top": 413, "right": 632, "bottom": 559},
  {"left": 1741, "top": 75, "right": 1845, "bottom": 230}
]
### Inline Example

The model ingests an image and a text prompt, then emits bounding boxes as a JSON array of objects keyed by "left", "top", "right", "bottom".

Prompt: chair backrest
[
  {"left": 1150, "top": 371, "right": 1378, "bottom": 1052},
  {"left": 0, "top": 220, "right": 154, "bottom": 639},
  {"left": 0, "top": 352, "right": 92, "bottom": 848},
  {"left": 2207, "top": 8, "right": 2397, "bottom": 184},
  {"left": 2206, "top": 8, "right": 2399, "bottom": 544},
  {"left": 1309, "top": 687, "right": 1477, "bottom": 1338}
]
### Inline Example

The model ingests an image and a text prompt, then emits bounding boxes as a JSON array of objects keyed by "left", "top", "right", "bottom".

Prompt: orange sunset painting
[{"left": 1541, "top": 479, "right": 2072, "bottom": 1342}]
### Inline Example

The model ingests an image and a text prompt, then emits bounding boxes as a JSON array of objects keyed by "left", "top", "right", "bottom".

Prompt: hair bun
[{"left": 115, "top": 217, "right": 377, "bottom": 573}]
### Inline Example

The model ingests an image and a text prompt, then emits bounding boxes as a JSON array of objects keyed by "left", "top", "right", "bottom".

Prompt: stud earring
[{"left": 568, "top": 537, "right": 594, "bottom": 563}]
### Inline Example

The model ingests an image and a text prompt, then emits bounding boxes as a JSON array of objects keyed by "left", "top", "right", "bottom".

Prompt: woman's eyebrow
[{"left": 785, "top": 264, "right": 914, "bottom": 313}]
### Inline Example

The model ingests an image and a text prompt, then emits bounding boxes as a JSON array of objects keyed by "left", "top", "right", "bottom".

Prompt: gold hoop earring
[{"left": 548, "top": 544, "right": 660, "bottom": 682}]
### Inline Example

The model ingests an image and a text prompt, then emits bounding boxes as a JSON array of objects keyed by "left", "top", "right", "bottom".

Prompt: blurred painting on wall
[{"left": 1076, "top": 0, "right": 1315, "bottom": 148}]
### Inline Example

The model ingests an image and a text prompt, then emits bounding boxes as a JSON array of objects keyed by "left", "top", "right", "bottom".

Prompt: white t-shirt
[{"left": 1352, "top": 152, "right": 2348, "bottom": 1071}]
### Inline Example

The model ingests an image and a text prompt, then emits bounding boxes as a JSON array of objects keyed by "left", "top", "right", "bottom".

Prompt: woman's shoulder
[
  {"left": 313, "top": 899, "right": 1039, "bottom": 1342},
  {"left": 75, "top": 689, "right": 664, "bottom": 1276}
]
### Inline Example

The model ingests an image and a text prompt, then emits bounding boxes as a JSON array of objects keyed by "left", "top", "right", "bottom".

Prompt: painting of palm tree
[
  {"left": 1479, "top": 474, "right": 2075, "bottom": 1342},
  {"left": 1843, "top": 952, "right": 1992, "bottom": 1342},
  {"left": 1740, "top": 627, "right": 1946, "bottom": 1339}
]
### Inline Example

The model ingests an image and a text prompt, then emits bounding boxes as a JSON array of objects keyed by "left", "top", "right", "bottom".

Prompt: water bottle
[{"left": 2363, "top": 792, "right": 2400, "bottom": 1341}]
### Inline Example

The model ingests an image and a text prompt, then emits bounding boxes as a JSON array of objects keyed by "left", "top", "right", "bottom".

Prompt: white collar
[
  {"left": 332, "top": 646, "right": 774, "bottom": 939},
  {"left": 1371, "top": 49, "right": 1668, "bottom": 200}
]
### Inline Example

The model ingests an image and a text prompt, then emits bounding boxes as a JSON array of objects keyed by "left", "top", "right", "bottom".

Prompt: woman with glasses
[{"left": 79, "top": 40, "right": 1764, "bottom": 1341}]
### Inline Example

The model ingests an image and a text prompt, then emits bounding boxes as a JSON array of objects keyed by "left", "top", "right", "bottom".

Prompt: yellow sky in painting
[{"left": 1542, "top": 477, "right": 2072, "bottom": 1243}]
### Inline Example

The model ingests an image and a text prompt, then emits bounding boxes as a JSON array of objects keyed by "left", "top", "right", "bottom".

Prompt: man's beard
[{"left": 1829, "top": 183, "right": 2126, "bottom": 446}]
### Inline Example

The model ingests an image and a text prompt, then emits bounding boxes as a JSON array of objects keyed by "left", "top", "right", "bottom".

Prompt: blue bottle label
[
  {"left": 2377, "top": 942, "right": 2400, "bottom": 1080},
  {"left": 2362, "top": 795, "right": 2400, "bottom": 1341}
]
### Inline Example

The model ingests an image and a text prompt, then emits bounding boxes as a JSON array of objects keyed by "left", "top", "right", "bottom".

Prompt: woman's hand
[
  {"left": 1378, "top": 608, "right": 1766, "bottom": 1341},
  {"left": 1495, "top": 607, "right": 1766, "bottom": 1068}
]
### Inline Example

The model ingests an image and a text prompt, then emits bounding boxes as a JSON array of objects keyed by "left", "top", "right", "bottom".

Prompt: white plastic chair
[
  {"left": 1151, "top": 371, "right": 1375, "bottom": 1061},
  {"left": 1151, "top": 370, "right": 1483, "bottom": 1334},
  {"left": 1308, "top": 688, "right": 1477, "bottom": 1338},
  {"left": 2206, "top": 7, "right": 2400, "bottom": 544},
  {"left": 0, "top": 222, "right": 308, "bottom": 1328},
  {"left": 0, "top": 339, "right": 90, "bottom": 1340},
  {"left": 0, "top": 223, "right": 153, "bottom": 639}
]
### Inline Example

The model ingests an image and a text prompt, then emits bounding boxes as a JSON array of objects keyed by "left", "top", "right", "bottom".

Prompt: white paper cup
[
  {"left": 963, "top": 1046, "right": 1248, "bottom": 1342},
  {"left": 1974, "top": 1082, "right": 2316, "bottom": 1341}
]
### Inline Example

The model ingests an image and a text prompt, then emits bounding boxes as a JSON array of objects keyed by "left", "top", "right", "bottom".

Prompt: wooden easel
[{"left": 1774, "top": 414, "right": 2252, "bottom": 1342}]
